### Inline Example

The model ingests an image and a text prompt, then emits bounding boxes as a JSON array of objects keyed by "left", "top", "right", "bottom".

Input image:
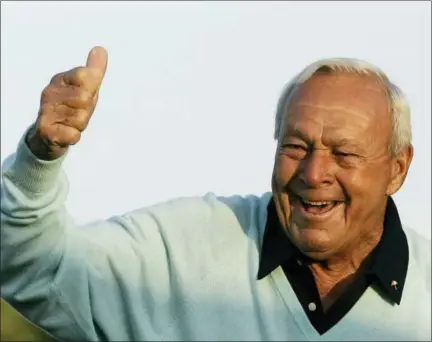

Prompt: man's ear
[{"left": 386, "top": 145, "right": 414, "bottom": 196}]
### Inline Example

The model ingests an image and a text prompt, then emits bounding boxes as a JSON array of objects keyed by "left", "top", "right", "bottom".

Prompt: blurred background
[{"left": 1, "top": 1, "right": 431, "bottom": 236}]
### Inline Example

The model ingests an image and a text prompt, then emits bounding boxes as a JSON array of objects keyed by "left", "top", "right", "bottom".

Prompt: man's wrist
[
  {"left": 25, "top": 125, "right": 67, "bottom": 161},
  {"left": 2, "top": 126, "right": 68, "bottom": 194}
]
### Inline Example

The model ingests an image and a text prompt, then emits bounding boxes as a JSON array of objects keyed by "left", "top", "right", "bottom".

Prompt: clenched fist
[{"left": 26, "top": 46, "right": 108, "bottom": 160}]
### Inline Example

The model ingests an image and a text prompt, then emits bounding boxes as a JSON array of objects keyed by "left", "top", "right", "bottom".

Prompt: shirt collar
[{"left": 257, "top": 196, "right": 409, "bottom": 305}]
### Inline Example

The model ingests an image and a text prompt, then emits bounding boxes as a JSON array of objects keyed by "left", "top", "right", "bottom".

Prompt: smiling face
[{"left": 272, "top": 71, "right": 413, "bottom": 260}]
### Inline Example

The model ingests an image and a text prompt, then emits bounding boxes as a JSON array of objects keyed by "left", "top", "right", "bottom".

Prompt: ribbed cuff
[{"left": 4, "top": 127, "right": 67, "bottom": 194}]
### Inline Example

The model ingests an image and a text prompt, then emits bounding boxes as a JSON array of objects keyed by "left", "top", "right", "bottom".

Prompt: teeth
[{"left": 302, "top": 199, "right": 333, "bottom": 206}]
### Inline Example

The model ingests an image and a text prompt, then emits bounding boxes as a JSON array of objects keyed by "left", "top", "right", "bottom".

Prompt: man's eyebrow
[
  {"left": 333, "top": 138, "right": 358, "bottom": 147},
  {"left": 295, "top": 103, "right": 374, "bottom": 117},
  {"left": 282, "top": 133, "right": 365, "bottom": 151},
  {"left": 281, "top": 127, "right": 311, "bottom": 141},
  {"left": 333, "top": 139, "right": 367, "bottom": 154}
]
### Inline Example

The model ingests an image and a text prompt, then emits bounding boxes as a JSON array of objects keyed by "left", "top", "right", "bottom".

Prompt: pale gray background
[{"left": 1, "top": 1, "right": 431, "bottom": 237}]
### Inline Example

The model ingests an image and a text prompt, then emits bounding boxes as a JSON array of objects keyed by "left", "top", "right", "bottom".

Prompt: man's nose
[{"left": 298, "top": 152, "right": 335, "bottom": 187}]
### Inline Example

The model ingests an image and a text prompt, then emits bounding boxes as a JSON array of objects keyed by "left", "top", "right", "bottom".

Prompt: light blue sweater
[{"left": 1, "top": 135, "right": 431, "bottom": 341}]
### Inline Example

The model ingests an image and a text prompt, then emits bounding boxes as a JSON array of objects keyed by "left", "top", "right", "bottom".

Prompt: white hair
[{"left": 274, "top": 58, "right": 412, "bottom": 156}]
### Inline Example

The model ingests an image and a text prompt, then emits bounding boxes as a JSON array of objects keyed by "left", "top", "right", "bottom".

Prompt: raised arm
[
  {"left": 1, "top": 47, "right": 237, "bottom": 341},
  {"left": 1, "top": 47, "right": 159, "bottom": 341}
]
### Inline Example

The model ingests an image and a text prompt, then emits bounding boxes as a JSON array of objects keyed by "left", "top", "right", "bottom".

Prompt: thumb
[{"left": 86, "top": 46, "right": 108, "bottom": 83}]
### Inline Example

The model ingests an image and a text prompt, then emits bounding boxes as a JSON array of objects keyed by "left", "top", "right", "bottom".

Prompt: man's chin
[
  {"left": 298, "top": 248, "right": 336, "bottom": 261},
  {"left": 289, "top": 230, "right": 339, "bottom": 260}
]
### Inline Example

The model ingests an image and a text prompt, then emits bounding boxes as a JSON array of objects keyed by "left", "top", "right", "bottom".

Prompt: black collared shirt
[{"left": 257, "top": 197, "right": 409, "bottom": 335}]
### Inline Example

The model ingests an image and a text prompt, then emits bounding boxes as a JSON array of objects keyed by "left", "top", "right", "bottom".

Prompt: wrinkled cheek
[
  {"left": 272, "top": 182, "right": 293, "bottom": 229},
  {"left": 272, "top": 172, "right": 284, "bottom": 192},
  {"left": 272, "top": 156, "right": 296, "bottom": 224},
  {"left": 272, "top": 192, "right": 292, "bottom": 229},
  {"left": 274, "top": 165, "right": 294, "bottom": 194},
  {"left": 272, "top": 172, "right": 289, "bottom": 198}
]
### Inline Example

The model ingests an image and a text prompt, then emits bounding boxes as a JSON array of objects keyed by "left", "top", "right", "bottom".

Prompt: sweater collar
[{"left": 257, "top": 196, "right": 409, "bottom": 305}]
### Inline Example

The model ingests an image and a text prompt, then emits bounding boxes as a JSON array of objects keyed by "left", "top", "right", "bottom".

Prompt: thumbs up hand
[{"left": 27, "top": 46, "right": 108, "bottom": 160}]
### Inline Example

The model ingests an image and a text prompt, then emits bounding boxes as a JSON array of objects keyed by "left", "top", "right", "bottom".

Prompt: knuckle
[
  {"left": 40, "top": 85, "right": 55, "bottom": 103},
  {"left": 38, "top": 101, "right": 49, "bottom": 114},
  {"left": 72, "top": 67, "right": 89, "bottom": 85},
  {"left": 36, "top": 124, "right": 50, "bottom": 140},
  {"left": 62, "top": 108, "right": 89, "bottom": 131},
  {"left": 33, "top": 109, "right": 83, "bottom": 148},
  {"left": 75, "top": 108, "right": 89, "bottom": 122},
  {"left": 72, "top": 90, "right": 93, "bottom": 108},
  {"left": 75, "top": 110, "right": 90, "bottom": 130},
  {"left": 61, "top": 126, "right": 81, "bottom": 145},
  {"left": 42, "top": 121, "right": 81, "bottom": 146},
  {"left": 78, "top": 90, "right": 92, "bottom": 104},
  {"left": 50, "top": 72, "right": 64, "bottom": 85},
  {"left": 69, "top": 132, "right": 81, "bottom": 145},
  {"left": 35, "top": 120, "right": 54, "bottom": 142},
  {"left": 59, "top": 89, "right": 92, "bottom": 109}
]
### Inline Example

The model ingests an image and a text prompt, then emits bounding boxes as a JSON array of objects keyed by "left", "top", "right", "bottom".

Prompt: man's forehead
[
  {"left": 290, "top": 103, "right": 376, "bottom": 118},
  {"left": 283, "top": 113, "right": 370, "bottom": 140},
  {"left": 302, "top": 71, "right": 387, "bottom": 90},
  {"left": 283, "top": 124, "right": 363, "bottom": 147},
  {"left": 294, "top": 72, "right": 389, "bottom": 101},
  {"left": 280, "top": 72, "right": 392, "bottom": 143},
  {"left": 285, "top": 72, "right": 391, "bottom": 122}
]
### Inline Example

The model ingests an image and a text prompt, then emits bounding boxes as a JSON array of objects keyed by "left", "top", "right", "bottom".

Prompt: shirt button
[
  {"left": 308, "top": 302, "right": 317, "bottom": 312},
  {"left": 297, "top": 259, "right": 303, "bottom": 266}
]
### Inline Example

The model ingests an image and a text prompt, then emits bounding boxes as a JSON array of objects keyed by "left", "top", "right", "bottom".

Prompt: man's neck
[{"left": 307, "top": 224, "right": 384, "bottom": 310}]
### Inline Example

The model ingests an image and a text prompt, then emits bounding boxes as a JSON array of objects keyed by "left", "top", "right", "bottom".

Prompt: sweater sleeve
[{"left": 0, "top": 133, "right": 217, "bottom": 341}]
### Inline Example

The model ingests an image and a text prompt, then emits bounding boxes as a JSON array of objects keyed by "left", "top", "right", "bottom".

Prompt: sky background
[{"left": 1, "top": 1, "right": 431, "bottom": 237}]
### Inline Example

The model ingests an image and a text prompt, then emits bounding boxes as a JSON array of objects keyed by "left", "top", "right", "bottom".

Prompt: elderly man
[{"left": 1, "top": 47, "right": 430, "bottom": 341}]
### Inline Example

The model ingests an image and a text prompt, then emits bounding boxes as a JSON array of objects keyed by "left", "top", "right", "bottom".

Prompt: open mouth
[
  {"left": 292, "top": 195, "right": 343, "bottom": 217},
  {"left": 301, "top": 199, "right": 338, "bottom": 214}
]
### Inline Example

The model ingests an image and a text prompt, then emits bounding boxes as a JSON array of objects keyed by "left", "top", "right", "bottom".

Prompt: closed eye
[
  {"left": 280, "top": 143, "right": 309, "bottom": 160},
  {"left": 282, "top": 143, "right": 308, "bottom": 151},
  {"left": 334, "top": 151, "right": 357, "bottom": 157}
]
